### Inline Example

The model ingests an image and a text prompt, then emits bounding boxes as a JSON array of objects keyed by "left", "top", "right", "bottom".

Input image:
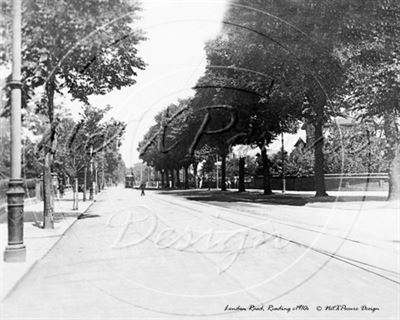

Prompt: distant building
[
  {"left": 294, "top": 138, "right": 306, "bottom": 151},
  {"left": 326, "top": 116, "right": 356, "bottom": 128},
  {"left": 302, "top": 116, "right": 357, "bottom": 148}
]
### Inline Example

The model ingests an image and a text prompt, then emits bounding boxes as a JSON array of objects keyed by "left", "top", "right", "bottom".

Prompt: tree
[
  {"left": 6, "top": 0, "right": 146, "bottom": 226},
  {"left": 201, "top": 154, "right": 216, "bottom": 176},
  {"left": 0, "top": 0, "right": 11, "bottom": 66},
  {"left": 336, "top": 0, "right": 400, "bottom": 200},
  {"left": 270, "top": 149, "right": 289, "bottom": 177},
  {"left": 190, "top": 78, "right": 242, "bottom": 191},
  {"left": 195, "top": 11, "right": 303, "bottom": 194},
  {"left": 138, "top": 102, "right": 192, "bottom": 188},
  {"left": 271, "top": 122, "right": 388, "bottom": 179},
  {"left": 0, "top": 130, "right": 10, "bottom": 178},
  {"left": 283, "top": 147, "right": 314, "bottom": 178},
  {"left": 216, "top": 0, "right": 353, "bottom": 197},
  {"left": 324, "top": 122, "right": 388, "bottom": 174},
  {"left": 55, "top": 105, "right": 126, "bottom": 209}
]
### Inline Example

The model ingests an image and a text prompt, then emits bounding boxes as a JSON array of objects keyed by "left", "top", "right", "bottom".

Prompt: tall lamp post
[
  {"left": 216, "top": 154, "right": 219, "bottom": 189},
  {"left": 281, "top": 132, "right": 286, "bottom": 194},
  {"left": 94, "top": 160, "right": 98, "bottom": 194},
  {"left": 89, "top": 144, "right": 94, "bottom": 201},
  {"left": 4, "top": 0, "right": 26, "bottom": 262}
]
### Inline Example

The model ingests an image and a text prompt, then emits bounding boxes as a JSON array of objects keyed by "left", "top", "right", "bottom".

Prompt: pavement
[
  {"left": 0, "top": 191, "right": 94, "bottom": 301},
  {"left": 0, "top": 187, "right": 399, "bottom": 319}
]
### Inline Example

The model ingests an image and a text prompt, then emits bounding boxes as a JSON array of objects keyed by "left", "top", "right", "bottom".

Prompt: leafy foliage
[
  {"left": 54, "top": 105, "right": 126, "bottom": 183},
  {"left": 20, "top": 0, "right": 145, "bottom": 110}
]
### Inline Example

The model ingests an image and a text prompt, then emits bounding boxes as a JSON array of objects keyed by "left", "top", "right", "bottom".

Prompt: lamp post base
[
  {"left": 4, "top": 179, "right": 26, "bottom": 262},
  {"left": 3, "top": 244, "right": 26, "bottom": 262}
]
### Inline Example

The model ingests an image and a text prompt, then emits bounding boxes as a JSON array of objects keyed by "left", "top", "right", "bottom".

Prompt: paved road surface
[{"left": 1, "top": 187, "right": 399, "bottom": 319}]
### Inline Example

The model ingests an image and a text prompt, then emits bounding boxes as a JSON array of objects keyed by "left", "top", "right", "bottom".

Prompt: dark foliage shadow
[{"left": 157, "top": 190, "right": 387, "bottom": 206}]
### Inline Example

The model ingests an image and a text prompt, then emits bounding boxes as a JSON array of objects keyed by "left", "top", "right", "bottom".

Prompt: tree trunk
[
  {"left": 170, "top": 169, "right": 175, "bottom": 188},
  {"left": 313, "top": 111, "right": 328, "bottom": 197},
  {"left": 95, "top": 167, "right": 98, "bottom": 194},
  {"left": 176, "top": 168, "right": 181, "bottom": 188},
  {"left": 221, "top": 154, "right": 227, "bottom": 191},
  {"left": 388, "top": 143, "right": 400, "bottom": 201},
  {"left": 261, "top": 146, "right": 273, "bottom": 195},
  {"left": 101, "top": 167, "right": 105, "bottom": 190},
  {"left": 193, "top": 162, "right": 198, "bottom": 188},
  {"left": 238, "top": 157, "right": 245, "bottom": 192},
  {"left": 89, "top": 157, "right": 94, "bottom": 201},
  {"left": 184, "top": 166, "right": 189, "bottom": 189},
  {"left": 165, "top": 169, "right": 170, "bottom": 188},
  {"left": 383, "top": 113, "right": 400, "bottom": 201},
  {"left": 83, "top": 167, "right": 87, "bottom": 201},
  {"left": 160, "top": 170, "right": 165, "bottom": 188},
  {"left": 43, "top": 152, "right": 54, "bottom": 229},
  {"left": 43, "top": 79, "right": 56, "bottom": 228},
  {"left": 73, "top": 178, "right": 79, "bottom": 210}
]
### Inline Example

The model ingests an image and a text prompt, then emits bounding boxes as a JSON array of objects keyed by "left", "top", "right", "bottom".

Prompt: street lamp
[
  {"left": 216, "top": 154, "right": 219, "bottom": 189},
  {"left": 94, "top": 160, "right": 98, "bottom": 194},
  {"left": 89, "top": 144, "right": 94, "bottom": 200},
  {"left": 4, "top": 0, "right": 26, "bottom": 262},
  {"left": 281, "top": 132, "right": 286, "bottom": 194}
]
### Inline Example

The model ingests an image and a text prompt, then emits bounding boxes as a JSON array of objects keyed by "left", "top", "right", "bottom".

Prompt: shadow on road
[
  {"left": 77, "top": 213, "right": 101, "bottom": 220},
  {"left": 0, "top": 210, "right": 81, "bottom": 225}
]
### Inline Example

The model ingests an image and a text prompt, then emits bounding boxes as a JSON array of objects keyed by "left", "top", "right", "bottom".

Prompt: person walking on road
[{"left": 140, "top": 182, "right": 146, "bottom": 196}]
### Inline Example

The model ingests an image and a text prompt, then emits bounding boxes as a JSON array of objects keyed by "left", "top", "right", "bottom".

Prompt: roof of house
[
  {"left": 294, "top": 137, "right": 306, "bottom": 147},
  {"left": 327, "top": 116, "right": 356, "bottom": 127},
  {"left": 302, "top": 116, "right": 357, "bottom": 129}
]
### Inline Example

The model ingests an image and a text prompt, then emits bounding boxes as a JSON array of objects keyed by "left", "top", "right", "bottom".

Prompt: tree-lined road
[{"left": 2, "top": 187, "right": 399, "bottom": 319}]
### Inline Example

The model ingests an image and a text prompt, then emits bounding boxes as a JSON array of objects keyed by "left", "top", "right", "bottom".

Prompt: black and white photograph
[{"left": 0, "top": 0, "right": 399, "bottom": 319}]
